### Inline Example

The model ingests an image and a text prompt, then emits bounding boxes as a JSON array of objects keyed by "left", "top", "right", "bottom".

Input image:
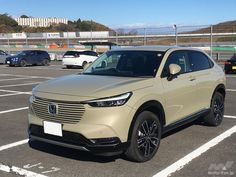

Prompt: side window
[
  {"left": 83, "top": 51, "right": 98, "bottom": 56},
  {"left": 162, "top": 51, "right": 190, "bottom": 77},
  {"left": 189, "top": 51, "right": 211, "bottom": 71},
  {"left": 36, "top": 51, "right": 42, "bottom": 55},
  {"left": 29, "top": 51, "right": 35, "bottom": 56}
]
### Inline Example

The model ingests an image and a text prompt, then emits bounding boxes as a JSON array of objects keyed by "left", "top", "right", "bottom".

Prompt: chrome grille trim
[{"left": 32, "top": 97, "right": 85, "bottom": 124}]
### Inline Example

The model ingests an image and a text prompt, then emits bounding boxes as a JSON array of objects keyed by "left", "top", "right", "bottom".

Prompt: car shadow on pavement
[{"left": 29, "top": 140, "right": 122, "bottom": 163}]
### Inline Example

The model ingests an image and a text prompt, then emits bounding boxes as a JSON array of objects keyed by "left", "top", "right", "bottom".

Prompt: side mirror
[{"left": 167, "top": 64, "right": 181, "bottom": 81}]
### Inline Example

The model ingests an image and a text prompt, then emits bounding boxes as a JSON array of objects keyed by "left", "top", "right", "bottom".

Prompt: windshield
[{"left": 83, "top": 50, "right": 165, "bottom": 77}]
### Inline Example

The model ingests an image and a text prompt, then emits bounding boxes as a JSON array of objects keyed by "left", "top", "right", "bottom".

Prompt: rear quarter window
[{"left": 189, "top": 51, "right": 211, "bottom": 71}]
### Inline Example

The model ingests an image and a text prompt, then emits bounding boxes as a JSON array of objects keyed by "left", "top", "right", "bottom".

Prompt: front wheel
[
  {"left": 19, "top": 60, "right": 27, "bottom": 67},
  {"left": 203, "top": 92, "right": 224, "bottom": 126},
  {"left": 125, "top": 111, "right": 162, "bottom": 162}
]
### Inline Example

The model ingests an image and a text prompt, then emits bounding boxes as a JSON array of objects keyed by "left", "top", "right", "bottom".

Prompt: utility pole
[
  {"left": 210, "top": 25, "right": 213, "bottom": 57},
  {"left": 144, "top": 28, "right": 147, "bottom": 46},
  {"left": 173, "top": 24, "right": 178, "bottom": 46}
]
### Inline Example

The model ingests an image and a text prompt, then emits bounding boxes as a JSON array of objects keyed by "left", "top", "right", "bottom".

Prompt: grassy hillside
[{"left": 0, "top": 13, "right": 112, "bottom": 33}]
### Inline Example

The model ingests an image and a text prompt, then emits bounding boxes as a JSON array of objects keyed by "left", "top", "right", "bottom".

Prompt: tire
[
  {"left": 203, "top": 92, "right": 224, "bottom": 126},
  {"left": 19, "top": 60, "right": 27, "bottom": 67},
  {"left": 42, "top": 59, "right": 50, "bottom": 66},
  {"left": 125, "top": 111, "right": 162, "bottom": 162},
  {"left": 66, "top": 65, "right": 72, "bottom": 69},
  {"left": 82, "top": 61, "right": 87, "bottom": 68}
]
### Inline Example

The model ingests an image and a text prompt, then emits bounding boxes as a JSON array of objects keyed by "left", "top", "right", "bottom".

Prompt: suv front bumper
[{"left": 28, "top": 124, "right": 128, "bottom": 155}]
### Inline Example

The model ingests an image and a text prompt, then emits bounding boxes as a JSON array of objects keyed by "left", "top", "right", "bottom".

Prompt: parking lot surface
[{"left": 0, "top": 62, "right": 235, "bottom": 177}]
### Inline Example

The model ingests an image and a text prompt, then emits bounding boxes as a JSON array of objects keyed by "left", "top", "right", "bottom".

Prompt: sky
[{"left": 0, "top": 0, "right": 236, "bottom": 29}]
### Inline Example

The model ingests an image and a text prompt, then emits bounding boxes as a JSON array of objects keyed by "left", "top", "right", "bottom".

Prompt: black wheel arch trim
[
  {"left": 127, "top": 100, "right": 166, "bottom": 143},
  {"left": 212, "top": 84, "right": 226, "bottom": 99}
]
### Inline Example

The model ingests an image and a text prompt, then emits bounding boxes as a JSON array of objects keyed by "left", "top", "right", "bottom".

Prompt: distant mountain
[{"left": 188, "top": 20, "right": 236, "bottom": 33}]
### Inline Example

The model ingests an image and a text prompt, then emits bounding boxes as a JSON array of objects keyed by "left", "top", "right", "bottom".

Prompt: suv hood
[{"left": 33, "top": 74, "right": 154, "bottom": 101}]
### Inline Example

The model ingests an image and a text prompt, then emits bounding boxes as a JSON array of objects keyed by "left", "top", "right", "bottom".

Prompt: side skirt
[{"left": 162, "top": 108, "right": 210, "bottom": 134}]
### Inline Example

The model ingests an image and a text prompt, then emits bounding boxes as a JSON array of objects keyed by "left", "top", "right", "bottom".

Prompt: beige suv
[{"left": 28, "top": 46, "right": 226, "bottom": 162}]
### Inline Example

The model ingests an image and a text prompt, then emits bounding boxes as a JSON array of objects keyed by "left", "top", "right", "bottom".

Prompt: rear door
[
  {"left": 26, "top": 51, "right": 37, "bottom": 64},
  {"left": 161, "top": 50, "right": 197, "bottom": 124},
  {"left": 188, "top": 50, "right": 215, "bottom": 110}
]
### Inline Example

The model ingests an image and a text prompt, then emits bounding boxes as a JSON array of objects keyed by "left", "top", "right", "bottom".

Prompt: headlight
[
  {"left": 29, "top": 95, "right": 36, "bottom": 114},
  {"left": 29, "top": 95, "right": 36, "bottom": 104},
  {"left": 87, "top": 92, "right": 132, "bottom": 107}
]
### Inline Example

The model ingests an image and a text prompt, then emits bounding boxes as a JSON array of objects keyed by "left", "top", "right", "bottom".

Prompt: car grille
[{"left": 32, "top": 97, "right": 85, "bottom": 124}]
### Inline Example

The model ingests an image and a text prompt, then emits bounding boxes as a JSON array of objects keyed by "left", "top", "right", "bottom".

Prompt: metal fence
[{"left": 0, "top": 24, "right": 236, "bottom": 60}]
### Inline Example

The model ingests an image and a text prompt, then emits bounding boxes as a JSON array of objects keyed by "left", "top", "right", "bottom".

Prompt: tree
[{"left": 20, "top": 15, "right": 29, "bottom": 18}]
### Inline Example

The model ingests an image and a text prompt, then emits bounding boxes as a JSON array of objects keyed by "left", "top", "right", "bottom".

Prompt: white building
[{"left": 14, "top": 17, "right": 68, "bottom": 27}]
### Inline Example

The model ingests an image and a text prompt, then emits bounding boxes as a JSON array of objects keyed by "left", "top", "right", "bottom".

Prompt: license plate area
[
  {"left": 43, "top": 121, "right": 62, "bottom": 137},
  {"left": 232, "top": 66, "right": 236, "bottom": 70}
]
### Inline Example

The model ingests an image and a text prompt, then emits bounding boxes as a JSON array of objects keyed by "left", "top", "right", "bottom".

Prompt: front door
[{"left": 161, "top": 50, "right": 197, "bottom": 125}]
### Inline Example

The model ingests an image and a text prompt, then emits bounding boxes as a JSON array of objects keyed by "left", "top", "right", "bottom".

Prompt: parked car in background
[
  {"left": 0, "top": 50, "right": 10, "bottom": 64},
  {"left": 62, "top": 50, "right": 98, "bottom": 69},
  {"left": 28, "top": 46, "right": 225, "bottom": 162},
  {"left": 6, "top": 50, "right": 50, "bottom": 67},
  {"left": 224, "top": 55, "right": 236, "bottom": 74}
]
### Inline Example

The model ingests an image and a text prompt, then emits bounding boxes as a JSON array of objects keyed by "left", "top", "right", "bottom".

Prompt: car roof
[
  {"left": 111, "top": 45, "right": 204, "bottom": 52},
  {"left": 21, "top": 50, "right": 46, "bottom": 53},
  {"left": 111, "top": 45, "right": 177, "bottom": 52}
]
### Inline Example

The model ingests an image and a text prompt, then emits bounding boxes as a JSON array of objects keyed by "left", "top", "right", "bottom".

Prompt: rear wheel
[
  {"left": 66, "top": 65, "right": 72, "bottom": 69},
  {"left": 125, "top": 111, "right": 161, "bottom": 162},
  {"left": 203, "top": 92, "right": 224, "bottom": 126},
  {"left": 42, "top": 59, "right": 49, "bottom": 66},
  {"left": 19, "top": 60, "right": 27, "bottom": 67}
]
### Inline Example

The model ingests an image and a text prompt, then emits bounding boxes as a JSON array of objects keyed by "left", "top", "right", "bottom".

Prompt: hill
[
  {"left": 188, "top": 20, "right": 236, "bottom": 33},
  {"left": 0, "top": 13, "right": 112, "bottom": 33}
]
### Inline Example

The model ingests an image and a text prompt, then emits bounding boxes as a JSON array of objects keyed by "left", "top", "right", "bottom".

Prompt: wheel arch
[
  {"left": 212, "top": 84, "right": 226, "bottom": 99},
  {"left": 127, "top": 100, "right": 166, "bottom": 142}
]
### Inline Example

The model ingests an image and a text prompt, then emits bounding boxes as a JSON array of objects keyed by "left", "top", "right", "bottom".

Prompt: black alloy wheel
[
  {"left": 125, "top": 111, "right": 161, "bottom": 162},
  {"left": 20, "top": 60, "right": 27, "bottom": 67},
  {"left": 204, "top": 92, "right": 224, "bottom": 126}
]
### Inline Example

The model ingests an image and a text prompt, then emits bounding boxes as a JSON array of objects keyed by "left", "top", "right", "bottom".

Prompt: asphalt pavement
[{"left": 0, "top": 62, "right": 235, "bottom": 177}]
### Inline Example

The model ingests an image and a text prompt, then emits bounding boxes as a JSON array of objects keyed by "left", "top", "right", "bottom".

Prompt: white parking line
[
  {"left": 153, "top": 125, "right": 236, "bottom": 177},
  {"left": 0, "top": 163, "right": 47, "bottom": 177},
  {"left": 0, "top": 82, "right": 41, "bottom": 88},
  {"left": 0, "top": 77, "right": 34, "bottom": 82},
  {"left": 226, "top": 89, "right": 236, "bottom": 92},
  {"left": 226, "top": 75, "right": 236, "bottom": 78},
  {"left": 0, "top": 74, "right": 53, "bottom": 79},
  {"left": 224, "top": 115, "right": 236, "bottom": 119},
  {"left": 0, "top": 107, "right": 28, "bottom": 114},
  {"left": 0, "top": 89, "right": 31, "bottom": 94},
  {"left": 0, "top": 93, "right": 23, "bottom": 97},
  {"left": 0, "top": 139, "right": 28, "bottom": 152}
]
